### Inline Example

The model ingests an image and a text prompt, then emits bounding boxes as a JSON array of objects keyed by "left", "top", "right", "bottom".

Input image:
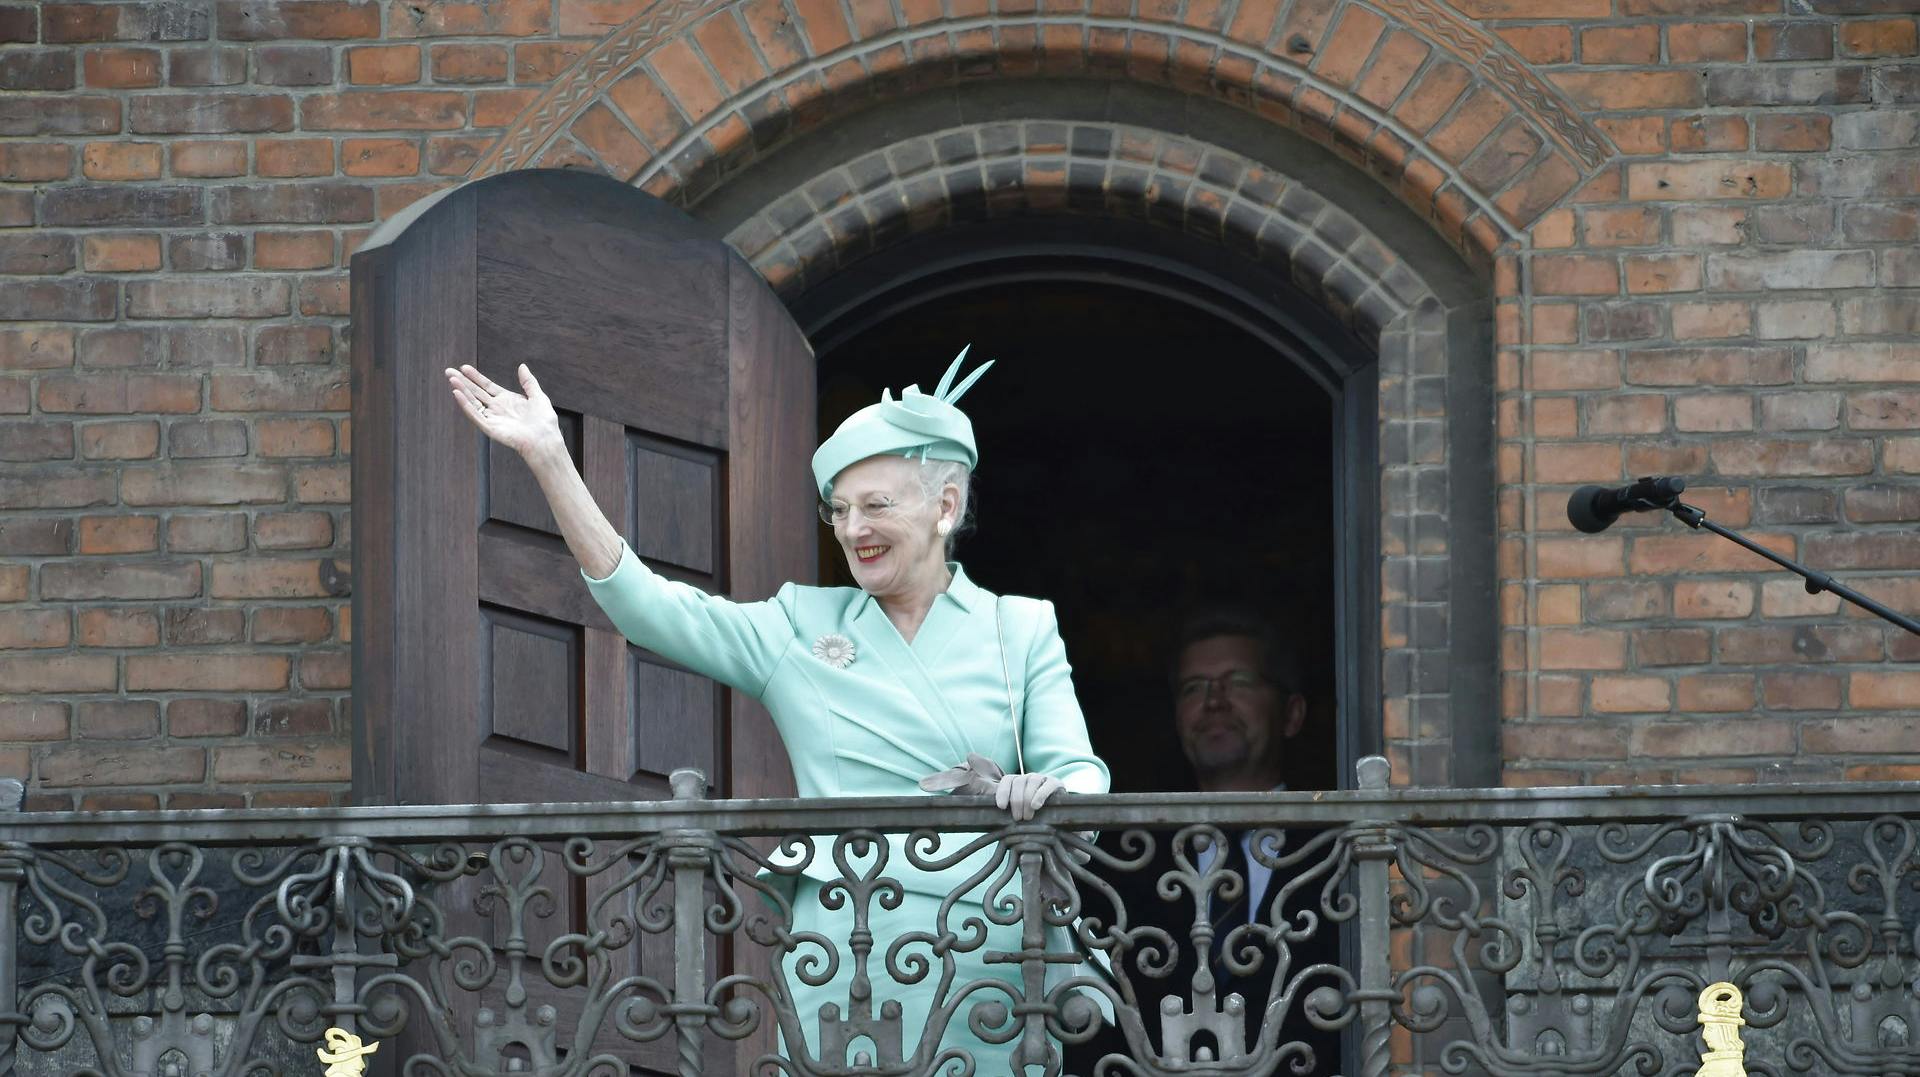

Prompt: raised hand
[{"left": 445, "top": 363, "right": 561, "bottom": 459}]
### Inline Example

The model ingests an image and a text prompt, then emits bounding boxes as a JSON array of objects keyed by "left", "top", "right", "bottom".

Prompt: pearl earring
[{"left": 937, "top": 519, "right": 952, "bottom": 536}]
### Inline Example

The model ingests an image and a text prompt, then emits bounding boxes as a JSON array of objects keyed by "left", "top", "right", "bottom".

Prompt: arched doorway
[
  {"left": 687, "top": 83, "right": 1501, "bottom": 790},
  {"left": 796, "top": 223, "right": 1356, "bottom": 792}
]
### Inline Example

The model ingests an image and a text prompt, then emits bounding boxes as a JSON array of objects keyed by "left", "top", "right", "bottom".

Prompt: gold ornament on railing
[
  {"left": 317, "top": 1027, "right": 380, "bottom": 1076},
  {"left": 1695, "top": 982, "right": 1746, "bottom": 1077}
]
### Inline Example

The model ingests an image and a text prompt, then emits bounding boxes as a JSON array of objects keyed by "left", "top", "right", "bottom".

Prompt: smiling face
[
  {"left": 1173, "top": 634, "right": 1306, "bottom": 791},
  {"left": 827, "top": 455, "right": 959, "bottom": 604}
]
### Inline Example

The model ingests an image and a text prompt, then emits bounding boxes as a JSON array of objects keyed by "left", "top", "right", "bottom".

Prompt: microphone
[{"left": 1567, "top": 476, "right": 1686, "bottom": 534}]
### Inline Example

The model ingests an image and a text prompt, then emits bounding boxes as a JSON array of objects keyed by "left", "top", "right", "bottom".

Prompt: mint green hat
[{"left": 811, "top": 346, "right": 993, "bottom": 499}]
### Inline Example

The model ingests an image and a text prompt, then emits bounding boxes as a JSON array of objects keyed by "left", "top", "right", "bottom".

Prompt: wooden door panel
[
  {"left": 629, "top": 437, "right": 719, "bottom": 575},
  {"left": 354, "top": 168, "right": 814, "bottom": 1072},
  {"left": 485, "top": 415, "right": 580, "bottom": 535},
  {"left": 483, "top": 610, "right": 580, "bottom": 759},
  {"left": 631, "top": 658, "right": 719, "bottom": 782},
  {"left": 474, "top": 254, "right": 730, "bottom": 448}
]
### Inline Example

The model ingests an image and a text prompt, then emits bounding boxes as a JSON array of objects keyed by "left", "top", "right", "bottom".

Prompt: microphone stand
[{"left": 1665, "top": 500, "right": 1920, "bottom": 637}]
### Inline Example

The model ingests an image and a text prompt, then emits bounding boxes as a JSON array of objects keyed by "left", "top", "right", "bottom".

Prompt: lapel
[
  {"left": 906, "top": 562, "right": 983, "bottom": 666},
  {"left": 846, "top": 578, "right": 974, "bottom": 765}
]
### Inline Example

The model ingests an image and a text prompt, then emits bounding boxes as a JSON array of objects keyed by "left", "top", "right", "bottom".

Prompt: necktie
[{"left": 1209, "top": 829, "right": 1249, "bottom": 969}]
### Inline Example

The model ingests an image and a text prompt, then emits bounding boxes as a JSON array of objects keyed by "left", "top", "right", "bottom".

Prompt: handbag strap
[{"left": 995, "top": 596, "right": 1026, "bottom": 776}]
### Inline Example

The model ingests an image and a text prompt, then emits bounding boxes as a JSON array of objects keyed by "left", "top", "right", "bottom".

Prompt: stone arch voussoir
[{"left": 471, "top": 0, "right": 1615, "bottom": 263}]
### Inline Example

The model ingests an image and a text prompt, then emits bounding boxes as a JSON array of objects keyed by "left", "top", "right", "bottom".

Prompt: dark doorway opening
[{"left": 814, "top": 279, "right": 1337, "bottom": 794}]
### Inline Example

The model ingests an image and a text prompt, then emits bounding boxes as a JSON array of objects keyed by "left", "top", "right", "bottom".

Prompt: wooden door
[{"left": 349, "top": 167, "right": 813, "bottom": 1071}]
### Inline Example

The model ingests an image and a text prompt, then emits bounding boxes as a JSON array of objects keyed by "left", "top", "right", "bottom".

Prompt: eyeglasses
[
  {"left": 819, "top": 496, "right": 912, "bottom": 526},
  {"left": 1175, "top": 670, "right": 1268, "bottom": 703}
]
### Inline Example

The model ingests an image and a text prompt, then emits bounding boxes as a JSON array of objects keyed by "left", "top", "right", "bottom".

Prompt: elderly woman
[{"left": 445, "top": 350, "right": 1109, "bottom": 1074}]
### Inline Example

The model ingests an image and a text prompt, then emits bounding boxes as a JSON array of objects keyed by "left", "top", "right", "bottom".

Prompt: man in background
[{"left": 1066, "top": 610, "right": 1343, "bottom": 1075}]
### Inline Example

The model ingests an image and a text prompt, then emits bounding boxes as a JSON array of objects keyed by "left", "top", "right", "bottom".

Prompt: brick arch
[
  {"left": 718, "top": 119, "right": 1433, "bottom": 339},
  {"left": 468, "top": 0, "right": 1613, "bottom": 258}
]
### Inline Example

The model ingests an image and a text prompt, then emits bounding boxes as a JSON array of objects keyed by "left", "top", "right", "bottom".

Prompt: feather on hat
[{"left": 810, "top": 346, "right": 993, "bottom": 499}]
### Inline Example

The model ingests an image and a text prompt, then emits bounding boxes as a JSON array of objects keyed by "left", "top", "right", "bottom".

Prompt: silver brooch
[{"left": 811, "top": 633, "right": 856, "bottom": 669}]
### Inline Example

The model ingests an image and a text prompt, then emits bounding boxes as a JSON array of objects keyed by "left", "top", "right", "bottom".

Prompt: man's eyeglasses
[
  {"left": 1175, "top": 670, "right": 1268, "bottom": 702},
  {"left": 819, "top": 497, "right": 909, "bottom": 526}
]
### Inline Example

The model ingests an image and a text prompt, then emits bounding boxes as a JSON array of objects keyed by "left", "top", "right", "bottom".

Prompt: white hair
[{"left": 917, "top": 459, "right": 973, "bottom": 555}]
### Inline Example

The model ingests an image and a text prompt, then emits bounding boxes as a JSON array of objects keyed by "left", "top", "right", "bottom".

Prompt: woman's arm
[
  {"left": 446, "top": 363, "right": 621, "bottom": 580},
  {"left": 524, "top": 437, "right": 622, "bottom": 582},
  {"left": 447, "top": 363, "right": 789, "bottom": 691}
]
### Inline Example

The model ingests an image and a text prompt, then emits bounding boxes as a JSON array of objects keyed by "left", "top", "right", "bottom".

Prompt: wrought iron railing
[{"left": 4, "top": 758, "right": 1919, "bottom": 1076}]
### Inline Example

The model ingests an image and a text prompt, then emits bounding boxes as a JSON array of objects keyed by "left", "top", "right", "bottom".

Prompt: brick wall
[{"left": 0, "top": 0, "right": 1916, "bottom": 805}]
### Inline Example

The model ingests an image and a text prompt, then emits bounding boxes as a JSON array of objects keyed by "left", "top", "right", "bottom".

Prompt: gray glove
[{"left": 919, "top": 754, "right": 1064, "bottom": 821}]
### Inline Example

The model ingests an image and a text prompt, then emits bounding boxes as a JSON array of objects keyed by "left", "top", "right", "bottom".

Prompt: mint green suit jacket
[{"left": 582, "top": 543, "right": 1111, "bottom": 895}]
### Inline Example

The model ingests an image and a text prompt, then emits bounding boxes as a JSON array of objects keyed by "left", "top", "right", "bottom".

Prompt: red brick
[
  {"left": 1582, "top": 25, "right": 1659, "bottom": 64},
  {"left": 76, "top": 700, "right": 160, "bottom": 740},
  {"left": 1761, "top": 672, "right": 1841, "bottom": 711},
  {"left": 1626, "top": 160, "right": 1791, "bottom": 200},
  {"left": 1552, "top": 71, "right": 1703, "bottom": 111},
  {"left": 1503, "top": 722, "right": 1628, "bottom": 761},
  {"left": 341, "top": 137, "right": 421, "bottom": 176},
  {"left": 346, "top": 44, "right": 420, "bottom": 84},
  {"left": 1532, "top": 254, "right": 1618, "bottom": 295},
  {"left": 1674, "top": 580, "right": 1756, "bottom": 619},
  {"left": 168, "top": 699, "right": 247, "bottom": 737},
  {"left": 1584, "top": 394, "right": 1667, "bottom": 435},
  {"left": 255, "top": 325, "right": 334, "bottom": 365},
  {"left": 514, "top": 41, "right": 591, "bottom": 83},
  {"left": 0, "top": 610, "right": 69, "bottom": 649},
  {"left": 1426, "top": 88, "right": 1506, "bottom": 165},
  {"left": 300, "top": 651, "right": 350, "bottom": 689},
  {"left": 1668, "top": 22, "right": 1747, "bottom": 61},
  {"left": 1629, "top": 531, "right": 1799, "bottom": 575},
  {"left": 1534, "top": 442, "right": 1621, "bottom": 483},
  {"left": 215, "top": 0, "right": 381, "bottom": 40},
  {"left": 123, "top": 463, "right": 286, "bottom": 506},
  {"left": 1496, "top": 25, "right": 1572, "bottom": 63},
  {"left": 1673, "top": 393, "right": 1753, "bottom": 432},
  {"left": 209, "top": 368, "right": 347, "bottom": 411},
  {"left": 1625, "top": 347, "right": 1793, "bottom": 386},
  {"left": 1807, "top": 343, "right": 1920, "bottom": 383},
  {"left": 472, "top": 88, "right": 538, "bottom": 128},
  {"left": 0, "top": 654, "right": 117, "bottom": 692},
  {"left": 165, "top": 607, "right": 246, "bottom": 646},
  {"left": 1670, "top": 114, "right": 1747, "bottom": 153},
  {"left": 303, "top": 91, "right": 466, "bottom": 130},
  {"left": 1532, "top": 351, "right": 1622, "bottom": 390},
  {"left": 1536, "top": 536, "right": 1626, "bottom": 579},
  {"left": 172, "top": 140, "right": 248, "bottom": 177},
  {"left": 256, "top": 417, "right": 334, "bottom": 456},
  {"left": 257, "top": 138, "right": 333, "bottom": 176},
  {"left": 1753, "top": 21, "right": 1834, "bottom": 61},
  {"left": 1754, "top": 113, "right": 1831, "bottom": 152},
  {"left": 0, "top": 143, "right": 72, "bottom": 183},
  {"left": 387, "top": 0, "right": 547, "bottom": 36},
  {"left": 1710, "top": 438, "right": 1874, "bottom": 478},
  {"left": 131, "top": 93, "right": 293, "bottom": 134},
  {"left": 41, "top": 744, "right": 204, "bottom": 786},
  {"left": 256, "top": 511, "right": 334, "bottom": 549},
  {"left": 1540, "top": 628, "right": 1628, "bottom": 670},
  {"left": 213, "top": 740, "right": 349, "bottom": 782},
  {"left": 254, "top": 607, "right": 332, "bottom": 644},
  {"left": 79, "top": 420, "right": 160, "bottom": 460},
  {"left": 126, "top": 654, "right": 290, "bottom": 691},
  {"left": 1631, "top": 719, "right": 1793, "bottom": 758},
  {"left": 1676, "top": 673, "right": 1756, "bottom": 712},
  {"left": 84, "top": 47, "right": 162, "bottom": 88},
  {"left": 77, "top": 515, "right": 160, "bottom": 554},
  {"left": 209, "top": 559, "right": 335, "bottom": 599},
  {"left": 1592, "top": 674, "right": 1671, "bottom": 713},
  {"left": 1840, "top": 18, "right": 1918, "bottom": 57},
  {"left": 0, "top": 703, "right": 70, "bottom": 741},
  {"left": 431, "top": 43, "right": 509, "bottom": 83},
  {"left": 1721, "top": 625, "right": 1884, "bottom": 665},
  {"left": 165, "top": 513, "right": 246, "bottom": 553},
  {"left": 256, "top": 46, "right": 337, "bottom": 87}
]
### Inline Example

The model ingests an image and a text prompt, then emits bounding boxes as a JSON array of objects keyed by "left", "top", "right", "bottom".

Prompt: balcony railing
[{"left": 3, "top": 758, "right": 1919, "bottom": 1076}]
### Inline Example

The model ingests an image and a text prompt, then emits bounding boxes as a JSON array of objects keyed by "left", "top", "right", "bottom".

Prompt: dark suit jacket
[{"left": 1062, "top": 826, "right": 1345, "bottom": 1076}]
